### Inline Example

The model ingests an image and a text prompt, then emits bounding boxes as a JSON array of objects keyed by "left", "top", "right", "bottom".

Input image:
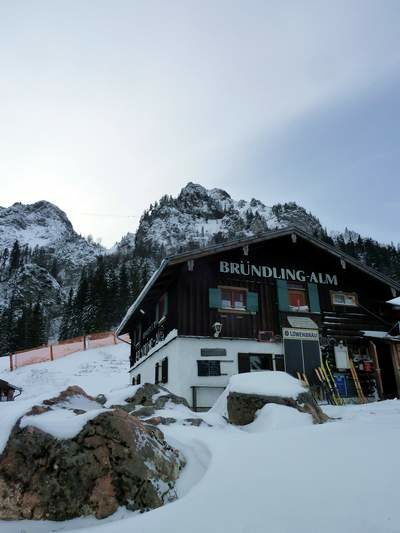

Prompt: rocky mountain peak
[
  {"left": 0, "top": 200, "right": 75, "bottom": 250},
  {"left": 133, "top": 183, "right": 325, "bottom": 259}
]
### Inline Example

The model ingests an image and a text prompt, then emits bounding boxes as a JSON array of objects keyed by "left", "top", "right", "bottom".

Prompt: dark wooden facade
[{"left": 118, "top": 229, "right": 400, "bottom": 397}]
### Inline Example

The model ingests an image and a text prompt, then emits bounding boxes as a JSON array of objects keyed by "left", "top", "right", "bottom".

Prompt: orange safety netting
[
  {"left": 10, "top": 332, "right": 129, "bottom": 370},
  {"left": 52, "top": 336, "right": 86, "bottom": 360},
  {"left": 13, "top": 345, "right": 50, "bottom": 369}
]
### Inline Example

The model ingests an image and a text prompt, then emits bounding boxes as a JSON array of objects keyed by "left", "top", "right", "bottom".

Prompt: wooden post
[
  {"left": 83, "top": 335, "right": 87, "bottom": 351},
  {"left": 390, "top": 343, "right": 400, "bottom": 398},
  {"left": 9, "top": 353, "right": 13, "bottom": 372},
  {"left": 49, "top": 345, "right": 54, "bottom": 361},
  {"left": 369, "top": 341, "right": 383, "bottom": 399},
  {"left": 113, "top": 334, "right": 117, "bottom": 345}
]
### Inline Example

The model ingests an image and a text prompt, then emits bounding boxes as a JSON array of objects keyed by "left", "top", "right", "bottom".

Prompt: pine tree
[
  {"left": 59, "top": 288, "right": 74, "bottom": 340},
  {"left": 91, "top": 256, "right": 108, "bottom": 332},
  {"left": 28, "top": 302, "right": 47, "bottom": 347},
  {"left": 9, "top": 240, "right": 21, "bottom": 272}
]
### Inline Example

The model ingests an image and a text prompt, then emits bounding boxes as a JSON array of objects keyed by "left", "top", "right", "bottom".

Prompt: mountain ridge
[{"left": 0, "top": 182, "right": 399, "bottom": 354}]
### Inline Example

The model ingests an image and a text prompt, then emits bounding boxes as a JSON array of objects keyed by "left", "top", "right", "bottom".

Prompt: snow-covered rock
[
  {"left": 212, "top": 371, "right": 329, "bottom": 426},
  {"left": 229, "top": 370, "right": 306, "bottom": 397},
  {"left": 0, "top": 385, "right": 185, "bottom": 521}
]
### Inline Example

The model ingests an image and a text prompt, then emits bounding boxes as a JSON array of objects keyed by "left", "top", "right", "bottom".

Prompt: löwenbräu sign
[{"left": 219, "top": 261, "right": 338, "bottom": 286}]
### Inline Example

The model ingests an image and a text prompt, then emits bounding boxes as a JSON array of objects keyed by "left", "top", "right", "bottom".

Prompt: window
[
  {"left": 197, "top": 360, "right": 221, "bottom": 376},
  {"left": 155, "top": 362, "right": 160, "bottom": 384},
  {"left": 209, "top": 288, "right": 259, "bottom": 312},
  {"left": 220, "top": 287, "right": 247, "bottom": 310},
  {"left": 331, "top": 292, "right": 358, "bottom": 306},
  {"left": 288, "top": 282, "right": 309, "bottom": 312},
  {"left": 136, "top": 374, "right": 141, "bottom": 385},
  {"left": 250, "top": 354, "right": 273, "bottom": 372},
  {"left": 161, "top": 357, "right": 168, "bottom": 383},
  {"left": 238, "top": 353, "right": 285, "bottom": 373}
]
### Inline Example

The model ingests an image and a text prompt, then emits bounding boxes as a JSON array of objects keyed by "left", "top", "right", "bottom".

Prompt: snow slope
[
  {"left": 0, "top": 343, "right": 130, "bottom": 400},
  {"left": 1, "top": 345, "right": 400, "bottom": 533}
]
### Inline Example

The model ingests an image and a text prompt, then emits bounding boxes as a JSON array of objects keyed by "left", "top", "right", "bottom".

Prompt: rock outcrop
[
  {"left": 116, "top": 383, "right": 190, "bottom": 414},
  {"left": 227, "top": 391, "right": 330, "bottom": 426},
  {"left": 0, "top": 387, "right": 185, "bottom": 521},
  {"left": 129, "top": 382, "right": 190, "bottom": 408}
]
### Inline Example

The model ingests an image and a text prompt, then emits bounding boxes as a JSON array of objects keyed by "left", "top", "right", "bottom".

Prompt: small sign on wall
[
  {"left": 282, "top": 328, "right": 319, "bottom": 341},
  {"left": 201, "top": 348, "right": 227, "bottom": 357}
]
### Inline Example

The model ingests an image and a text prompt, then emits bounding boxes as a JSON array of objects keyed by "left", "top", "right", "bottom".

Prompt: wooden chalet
[{"left": 117, "top": 227, "right": 400, "bottom": 409}]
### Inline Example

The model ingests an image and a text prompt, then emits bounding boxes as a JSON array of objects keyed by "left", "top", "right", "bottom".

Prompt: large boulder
[
  {"left": 0, "top": 388, "right": 185, "bottom": 521},
  {"left": 224, "top": 372, "right": 329, "bottom": 426},
  {"left": 227, "top": 391, "right": 329, "bottom": 425}
]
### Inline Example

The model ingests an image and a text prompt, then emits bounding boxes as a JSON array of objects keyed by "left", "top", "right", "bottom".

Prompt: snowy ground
[{"left": 1, "top": 345, "right": 400, "bottom": 533}]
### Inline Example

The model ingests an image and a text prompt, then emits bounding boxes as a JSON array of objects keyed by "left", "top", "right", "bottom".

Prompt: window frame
[
  {"left": 197, "top": 360, "right": 222, "bottom": 377},
  {"left": 287, "top": 282, "right": 310, "bottom": 312},
  {"left": 331, "top": 291, "right": 358, "bottom": 307},
  {"left": 218, "top": 285, "right": 249, "bottom": 313}
]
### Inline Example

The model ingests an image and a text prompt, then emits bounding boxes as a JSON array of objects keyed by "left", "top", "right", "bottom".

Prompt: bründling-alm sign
[{"left": 219, "top": 261, "right": 338, "bottom": 286}]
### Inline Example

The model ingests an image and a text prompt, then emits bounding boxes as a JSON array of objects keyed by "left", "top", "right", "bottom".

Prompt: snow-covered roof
[
  {"left": 361, "top": 330, "right": 400, "bottom": 341},
  {"left": 116, "top": 226, "right": 400, "bottom": 335}
]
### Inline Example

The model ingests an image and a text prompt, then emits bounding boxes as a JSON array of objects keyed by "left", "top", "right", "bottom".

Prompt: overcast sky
[{"left": 1, "top": 1, "right": 399, "bottom": 246}]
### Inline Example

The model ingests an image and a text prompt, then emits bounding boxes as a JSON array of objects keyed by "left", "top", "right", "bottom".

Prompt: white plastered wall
[{"left": 130, "top": 336, "right": 284, "bottom": 408}]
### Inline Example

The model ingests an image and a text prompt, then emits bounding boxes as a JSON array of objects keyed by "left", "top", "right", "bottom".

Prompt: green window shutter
[
  {"left": 209, "top": 288, "right": 221, "bottom": 309},
  {"left": 307, "top": 283, "right": 321, "bottom": 313},
  {"left": 277, "top": 279, "right": 289, "bottom": 311},
  {"left": 247, "top": 291, "right": 259, "bottom": 312}
]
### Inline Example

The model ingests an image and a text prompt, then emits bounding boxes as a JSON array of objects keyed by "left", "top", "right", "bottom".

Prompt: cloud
[{"left": 0, "top": 0, "right": 399, "bottom": 244}]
